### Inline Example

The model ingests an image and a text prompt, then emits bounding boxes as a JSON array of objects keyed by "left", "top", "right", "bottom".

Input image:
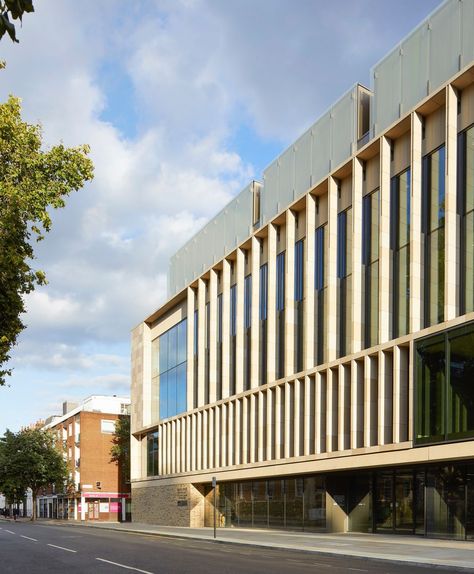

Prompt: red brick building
[{"left": 38, "top": 395, "right": 131, "bottom": 521}]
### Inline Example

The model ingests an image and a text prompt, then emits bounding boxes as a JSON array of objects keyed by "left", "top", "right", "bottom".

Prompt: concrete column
[
  {"left": 250, "top": 393, "right": 256, "bottom": 463},
  {"left": 197, "top": 278, "right": 206, "bottom": 407},
  {"left": 267, "top": 224, "right": 277, "bottom": 383},
  {"left": 221, "top": 259, "right": 231, "bottom": 399},
  {"left": 185, "top": 415, "right": 191, "bottom": 472},
  {"left": 304, "top": 194, "right": 316, "bottom": 369},
  {"left": 351, "top": 158, "right": 363, "bottom": 353},
  {"left": 338, "top": 364, "right": 349, "bottom": 451},
  {"left": 257, "top": 392, "right": 264, "bottom": 462},
  {"left": 364, "top": 355, "right": 378, "bottom": 447},
  {"left": 234, "top": 399, "right": 241, "bottom": 465},
  {"left": 266, "top": 388, "right": 273, "bottom": 460},
  {"left": 186, "top": 287, "right": 196, "bottom": 411},
  {"left": 242, "top": 396, "right": 248, "bottom": 464},
  {"left": 74, "top": 497, "right": 78, "bottom": 521},
  {"left": 378, "top": 350, "right": 393, "bottom": 445},
  {"left": 196, "top": 412, "right": 202, "bottom": 471},
  {"left": 227, "top": 402, "right": 233, "bottom": 466},
  {"left": 315, "top": 372, "right": 324, "bottom": 454},
  {"left": 379, "top": 136, "right": 392, "bottom": 343},
  {"left": 214, "top": 406, "right": 220, "bottom": 469},
  {"left": 350, "top": 360, "right": 363, "bottom": 449},
  {"left": 250, "top": 237, "right": 260, "bottom": 389},
  {"left": 410, "top": 112, "right": 423, "bottom": 333},
  {"left": 285, "top": 210, "right": 296, "bottom": 375},
  {"left": 235, "top": 249, "right": 245, "bottom": 395},
  {"left": 294, "top": 378, "right": 301, "bottom": 457},
  {"left": 208, "top": 269, "right": 218, "bottom": 403},
  {"left": 303, "top": 375, "right": 311, "bottom": 456},
  {"left": 274, "top": 385, "right": 282, "bottom": 459},
  {"left": 445, "top": 84, "right": 458, "bottom": 320},
  {"left": 327, "top": 177, "right": 338, "bottom": 361},
  {"left": 284, "top": 382, "right": 291, "bottom": 459},
  {"left": 326, "top": 369, "right": 336, "bottom": 453},
  {"left": 80, "top": 495, "right": 85, "bottom": 521},
  {"left": 221, "top": 403, "right": 227, "bottom": 467},
  {"left": 191, "top": 413, "right": 197, "bottom": 471}
]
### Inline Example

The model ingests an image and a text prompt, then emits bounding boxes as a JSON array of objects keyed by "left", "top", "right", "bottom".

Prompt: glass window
[
  {"left": 458, "top": 126, "right": 474, "bottom": 314},
  {"left": 147, "top": 431, "right": 159, "bottom": 477},
  {"left": 391, "top": 169, "right": 411, "bottom": 338},
  {"left": 362, "top": 190, "right": 379, "bottom": 348},
  {"left": 244, "top": 275, "right": 252, "bottom": 329},
  {"left": 294, "top": 239, "right": 304, "bottom": 373},
  {"left": 157, "top": 319, "right": 187, "bottom": 420},
  {"left": 276, "top": 251, "right": 286, "bottom": 378},
  {"left": 314, "top": 225, "right": 326, "bottom": 365},
  {"left": 294, "top": 240, "right": 304, "bottom": 302},
  {"left": 276, "top": 252, "right": 285, "bottom": 311},
  {"left": 415, "top": 321, "right": 474, "bottom": 445},
  {"left": 259, "top": 264, "right": 268, "bottom": 321},
  {"left": 422, "top": 146, "right": 445, "bottom": 328},
  {"left": 337, "top": 208, "right": 352, "bottom": 358},
  {"left": 259, "top": 263, "right": 268, "bottom": 386}
]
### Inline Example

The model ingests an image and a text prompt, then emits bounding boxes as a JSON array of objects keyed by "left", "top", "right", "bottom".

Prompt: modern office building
[
  {"left": 131, "top": 0, "right": 474, "bottom": 539},
  {"left": 38, "top": 395, "right": 131, "bottom": 521}
]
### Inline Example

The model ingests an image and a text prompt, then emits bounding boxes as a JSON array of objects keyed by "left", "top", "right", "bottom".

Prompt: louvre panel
[
  {"left": 401, "top": 25, "right": 429, "bottom": 115},
  {"left": 294, "top": 128, "right": 312, "bottom": 199}
]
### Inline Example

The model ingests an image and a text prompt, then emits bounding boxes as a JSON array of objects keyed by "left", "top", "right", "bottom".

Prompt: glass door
[
  {"left": 395, "top": 471, "right": 414, "bottom": 533},
  {"left": 375, "top": 472, "right": 393, "bottom": 531}
]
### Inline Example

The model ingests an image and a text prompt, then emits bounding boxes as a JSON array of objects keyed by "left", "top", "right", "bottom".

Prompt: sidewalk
[{"left": 50, "top": 519, "right": 474, "bottom": 571}]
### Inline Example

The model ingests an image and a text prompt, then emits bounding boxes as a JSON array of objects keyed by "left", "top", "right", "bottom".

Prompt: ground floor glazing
[{"left": 202, "top": 459, "right": 474, "bottom": 540}]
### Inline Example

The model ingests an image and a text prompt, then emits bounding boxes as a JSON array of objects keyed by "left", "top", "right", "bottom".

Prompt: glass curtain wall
[
  {"left": 458, "top": 126, "right": 474, "bottom": 314},
  {"left": 294, "top": 239, "right": 304, "bottom": 372},
  {"left": 276, "top": 251, "right": 286, "bottom": 378},
  {"left": 158, "top": 319, "right": 187, "bottom": 419},
  {"left": 244, "top": 274, "right": 252, "bottom": 390},
  {"left": 337, "top": 208, "right": 352, "bottom": 358},
  {"left": 259, "top": 263, "right": 268, "bottom": 385},
  {"left": 362, "top": 190, "right": 379, "bottom": 348},
  {"left": 422, "top": 146, "right": 445, "bottom": 328},
  {"left": 391, "top": 168, "right": 411, "bottom": 338},
  {"left": 314, "top": 225, "right": 326, "bottom": 365}
]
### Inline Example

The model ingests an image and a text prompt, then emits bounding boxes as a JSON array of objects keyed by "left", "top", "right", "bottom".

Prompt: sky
[{"left": 0, "top": 0, "right": 443, "bottom": 433}]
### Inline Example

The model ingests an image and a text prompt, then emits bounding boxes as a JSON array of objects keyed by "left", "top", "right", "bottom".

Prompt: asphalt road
[{"left": 0, "top": 521, "right": 468, "bottom": 574}]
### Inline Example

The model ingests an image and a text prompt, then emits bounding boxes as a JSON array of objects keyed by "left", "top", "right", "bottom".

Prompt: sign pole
[{"left": 212, "top": 476, "right": 217, "bottom": 539}]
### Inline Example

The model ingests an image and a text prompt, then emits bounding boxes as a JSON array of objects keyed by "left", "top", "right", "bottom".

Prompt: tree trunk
[{"left": 31, "top": 491, "right": 36, "bottom": 521}]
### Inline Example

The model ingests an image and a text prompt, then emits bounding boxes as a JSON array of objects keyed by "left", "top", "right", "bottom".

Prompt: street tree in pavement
[{"left": 0, "top": 427, "right": 69, "bottom": 520}]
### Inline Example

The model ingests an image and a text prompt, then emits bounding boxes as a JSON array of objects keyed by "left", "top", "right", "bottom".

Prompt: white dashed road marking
[
  {"left": 5, "top": 530, "right": 15, "bottom": 534},
  {"left": 47, "top": 543, "right": 77, "bottom": 553},
  {"left": 96, "top": 557, "right": 154, "bottom": 574},
  {"left": 20, "top": 535, "right": 38, "bottom": 542}
]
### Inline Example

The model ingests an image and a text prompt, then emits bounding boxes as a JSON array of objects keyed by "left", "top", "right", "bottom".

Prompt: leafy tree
[
  {"left": 0, "top": 95, "right": 94, "bottom": 385},
  {"left": 0, "top": 0, "right": 34, "bottom": 43},
  {"left": 0, "top": 427, "right": 68, "bottom": 520},
  {"left": 110, "top": 415, "right": 130, "bottom": 485}
]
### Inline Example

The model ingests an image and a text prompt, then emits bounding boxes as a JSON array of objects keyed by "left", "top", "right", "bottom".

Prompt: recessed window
[{"left": 101, "top": 419, "right": 116, "bottom": 434}]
